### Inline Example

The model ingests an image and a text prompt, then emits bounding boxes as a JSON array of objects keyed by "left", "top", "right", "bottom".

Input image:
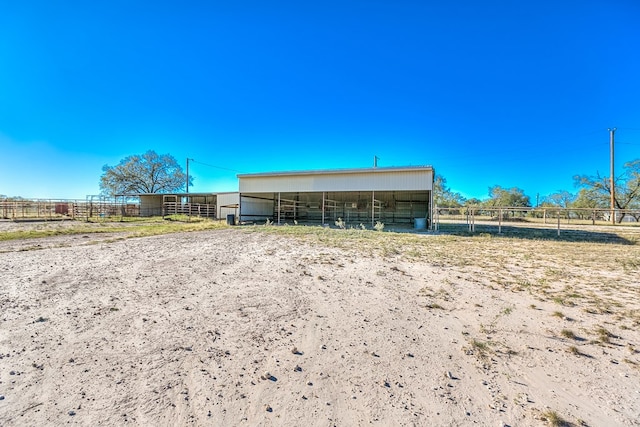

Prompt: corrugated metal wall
[
  {"left": 239, "top": 168, "right": 433, "bottom": 193},
  {"left": 240, "top": 195, "right": 273, "bottom": 221},
  {"left": 217, "top": 193, "right": 240, "bottom": 218}
]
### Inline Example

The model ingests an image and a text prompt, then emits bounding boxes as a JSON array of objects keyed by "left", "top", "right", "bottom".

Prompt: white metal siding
[
  {"left": 216, "top": 193, "right": 239, "bottom": 218},
  {"left": 220, "top": 206, "right": 237, "bottom": 219},
  {"left": 239, "top": 169, "right": 433, "bottom": 193},
  {"left": 240, "top": 195, "right": 273, "bottom": 220}
]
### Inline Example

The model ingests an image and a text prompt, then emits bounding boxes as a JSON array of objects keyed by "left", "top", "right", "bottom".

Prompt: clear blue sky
[{"left": 1, "top": 0, "right": 639, "bottom": 201}]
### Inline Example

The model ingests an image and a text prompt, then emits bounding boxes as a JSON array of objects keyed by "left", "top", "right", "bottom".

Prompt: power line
[
  {"left": 616, "top": 127, "right": 640, "bottom": 131},
  {"left": 190, "top": 159, "right": 245, "bottom": 174}
]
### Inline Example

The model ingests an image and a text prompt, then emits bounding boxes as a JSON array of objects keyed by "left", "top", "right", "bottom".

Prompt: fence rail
[
  {"left": 433, "top": 206, "right": 640, "bottom": 235},
  {"left": 1, "top": 198, "right": 139, "bottom": 220},
  {"left": 162, "top": 202, "right": 216, "bottom": 218}
]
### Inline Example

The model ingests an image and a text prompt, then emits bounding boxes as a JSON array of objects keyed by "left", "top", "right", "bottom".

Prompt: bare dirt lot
[{"left": 1, "top": 222, "right": 639, "bottom": 426}]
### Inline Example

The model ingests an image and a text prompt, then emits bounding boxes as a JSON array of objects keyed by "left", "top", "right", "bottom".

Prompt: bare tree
[{"left": 574, "top": 159, "right": 640, "bottom": 223}]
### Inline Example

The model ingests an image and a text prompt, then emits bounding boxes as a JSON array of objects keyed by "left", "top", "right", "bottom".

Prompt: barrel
[{"left": 226, "top": 214, "right": 235, "bottom": 225}]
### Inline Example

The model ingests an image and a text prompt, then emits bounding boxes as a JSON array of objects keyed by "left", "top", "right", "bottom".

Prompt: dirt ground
[{"left": 1, "top": 223, "right": 639, "bottom": 426}]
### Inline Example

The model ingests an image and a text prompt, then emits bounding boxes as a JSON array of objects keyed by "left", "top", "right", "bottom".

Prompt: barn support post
[
  {"left": 371, "top": 191, "right": 375, "bottom": 227},
  {"left": 498, "top": 208, "right": 502, "bottom": 234},
  {"left": 429, "top": 189, "right": 434, "bottom": 230},
  {"left": 322, "top": 192, "right": 325, "bottom": 225},
  {"left": 410, "top": 194, "right": 414, "bottom": 225},
  {"left": 277, "top": 192, "right": 281, "bottom": 225},
  {"left": 557, "top": 211, "right": 561, "bottom": 236},
  {"left": 434, "top": 205, "right": 439, "bottom": 231},
  {"left": 471, "top": 209, "right": 475, "bottom": 233}
]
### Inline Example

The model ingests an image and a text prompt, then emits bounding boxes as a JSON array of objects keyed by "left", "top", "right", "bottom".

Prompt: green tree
[
  {"left": 100, "top": 150, "right": 191, "bottom": 196},
  {"left": 573, "top": 159, "right": 640, "bottom": 222},
  {"left": 568, "top": 188, "right": 604, "bottom": 220},
  {"left": 543, "top": 191, "right": 576, "bottom": 208},
  {"left": 572, "top": 188, "right": 603, "bottom": 209},
  {"left": 434, "top": 174, "right": 466, "bottom": 207},
  {"left": 486, "top": 185, "right": 531, "bottom": 207}
]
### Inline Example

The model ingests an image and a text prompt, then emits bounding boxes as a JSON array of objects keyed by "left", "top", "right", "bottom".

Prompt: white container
[{"left": 414, "top": 218, "right": 426, "bottom": 229}]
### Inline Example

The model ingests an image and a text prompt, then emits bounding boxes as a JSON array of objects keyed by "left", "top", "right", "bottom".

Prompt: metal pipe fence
[
  {"left": 1, "top": 198, "right": 139, "bottom": 221},
  {"left": 162, "top": 202, "right": 216, "bottom": 218}
]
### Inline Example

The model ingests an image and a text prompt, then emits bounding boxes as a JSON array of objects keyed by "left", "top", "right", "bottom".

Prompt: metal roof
[{"left": 237, "top": 165, "right": 434, "bottom": 178}]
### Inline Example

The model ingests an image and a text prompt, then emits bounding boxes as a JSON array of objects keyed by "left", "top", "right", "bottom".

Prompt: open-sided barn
[{"left": 238, "top": 166, "right": 434, "bottom": 228}]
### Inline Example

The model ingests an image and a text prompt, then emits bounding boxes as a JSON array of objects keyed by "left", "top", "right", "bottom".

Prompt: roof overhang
[{"left": 237, "top": 165, "right": 433, "bottom": 179}]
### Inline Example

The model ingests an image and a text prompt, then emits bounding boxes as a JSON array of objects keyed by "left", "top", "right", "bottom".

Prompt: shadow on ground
[{"left": 436, "top": 223, "right": 636, "bottom": 245}]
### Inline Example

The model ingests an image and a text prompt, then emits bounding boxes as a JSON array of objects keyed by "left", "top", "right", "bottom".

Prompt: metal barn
[{"left": 237, "top": 166, "right": 434, "bottom": 228}]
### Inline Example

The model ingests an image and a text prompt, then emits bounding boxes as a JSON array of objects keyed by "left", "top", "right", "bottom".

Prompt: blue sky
[{"left": 1, "top": 0, "right": 639, "bottom": 200}]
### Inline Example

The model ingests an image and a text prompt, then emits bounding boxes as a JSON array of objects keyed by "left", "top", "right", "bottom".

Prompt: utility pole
[
  {"left": 609, "top": 128, "right": 616, "bottom": 224},
  {"left": 373, "top": 155, "right": 379, "bottom": 168},
  {"left": 186, "top": 158, "right": 194, "bottom": 194}
]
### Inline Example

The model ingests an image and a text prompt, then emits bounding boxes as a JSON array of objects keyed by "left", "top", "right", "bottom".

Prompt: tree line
[{"left": 435, "top": 159, "right": 640, "bottom": 223}]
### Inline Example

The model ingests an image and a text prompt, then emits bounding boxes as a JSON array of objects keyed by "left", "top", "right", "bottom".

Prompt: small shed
[{"left": 238, "top": 166, "right": 434, "bottom": 228}]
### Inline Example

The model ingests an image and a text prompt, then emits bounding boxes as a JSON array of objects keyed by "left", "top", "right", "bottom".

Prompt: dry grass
[
  {"left": 251, "top": 224, "right": 640, "bottom": 323},
  {"left": 4, "top": 219, "right": 639, "bottom": 336},
  {"left": 469, "top": 339, "right": 491, "bottom": 358},
  {"left": 424, "top": 302, "right": 445, "bottom": 310},
  {"left": 6, "top": 220, "right": 639, "bottom": 315},
  {"left": 541, "top": 409, "right": 571, "bottom": 426},
  {"left": 0, "top": 217, "right": 228, "bottom": 243},
  {"left": 594, "top": 326, "right": 614, "bottom": 344},
  {"left": 2, "top": 219, "right": 639, "bottom": 426}
]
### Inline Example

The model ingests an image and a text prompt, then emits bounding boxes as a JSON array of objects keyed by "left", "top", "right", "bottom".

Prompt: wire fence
[
  {"left": 434, "top": 206, "right": 640, "bottom": 236},
  {"left": 3, "top": 198, "right": 639, "bottom": 238}
]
